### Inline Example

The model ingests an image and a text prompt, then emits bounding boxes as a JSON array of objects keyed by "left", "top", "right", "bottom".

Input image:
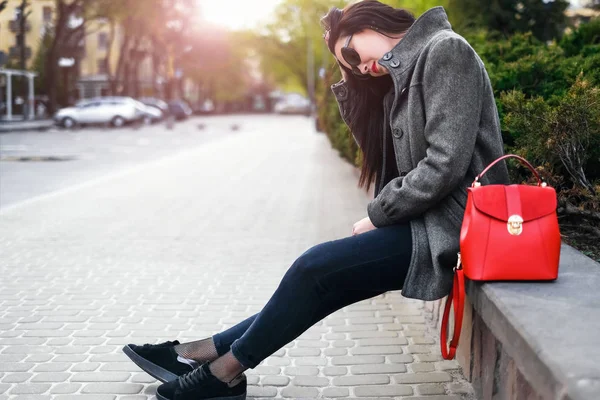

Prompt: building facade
[
  {"left": 0, "top": 0, "right": 54, "bottom": 69},
  {"left": 77, "top": 18, "right": 123, "bottom": 99}
]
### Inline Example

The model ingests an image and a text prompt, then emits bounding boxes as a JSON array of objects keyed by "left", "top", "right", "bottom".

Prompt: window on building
[
  {"left": 98, "top": 32, "right": 108, "bottom": 50},
  {"left": 97, "top": 58, "right": 109, "bottom": 75},
  {"left": 43, "top": 6, "right": 52, "bottom": 23}
]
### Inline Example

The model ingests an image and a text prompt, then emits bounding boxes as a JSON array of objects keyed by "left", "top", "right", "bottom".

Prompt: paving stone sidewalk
[{"left": 0, "top": 116, "right": 475, "bottom": 399}]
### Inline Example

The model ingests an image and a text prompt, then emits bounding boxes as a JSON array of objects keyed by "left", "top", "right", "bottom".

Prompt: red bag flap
[{"left": 468, "top": 184, "right": 557, "bottom": 222}]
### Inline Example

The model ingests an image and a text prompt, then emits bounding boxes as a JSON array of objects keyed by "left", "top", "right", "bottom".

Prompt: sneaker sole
[
  {"left": 156, "top": 393, "right": 246, "bottom": 400},
  {"left": 122, "top": 344, "right": 179, "bottom": 383}
]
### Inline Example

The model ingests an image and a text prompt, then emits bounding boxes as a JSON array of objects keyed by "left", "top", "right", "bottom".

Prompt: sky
[{"left": 196, "top": 0, "right": 284, "bottom": 31}]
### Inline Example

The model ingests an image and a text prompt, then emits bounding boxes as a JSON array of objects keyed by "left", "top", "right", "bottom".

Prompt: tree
[
  {"left": 99, "top": 0, "right": 201, "bottom": 99},
  {"left": 247, "top": 0, "right": 346, "bottom": 97},
  {"left": 176, "top": 23, "right": 254, "bottom": 108},
  {"left": 45, "top": 0, "right": 92, "bottom": 112},
  {"left": 559, "top": 17, "right": 600, "bottom": 57},
  {"left": 447, "top": 0, "right": 570, "bottom": 41},
  {"left": 159, "top": 0, "right": 200, "bottom": 100},
  {"left": 382, "top": 0, "right": 450, "bottom": 15},
  {"left": 32, "top": 26, "right": 55, "bottom": 96}
]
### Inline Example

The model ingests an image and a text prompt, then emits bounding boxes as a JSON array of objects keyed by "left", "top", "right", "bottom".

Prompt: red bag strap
[
  {"left": 473, "top": 154, "right": 542, "bottom": 187},
  {"left": 441, "top": 254, "right": 465, "bottom": 360}
]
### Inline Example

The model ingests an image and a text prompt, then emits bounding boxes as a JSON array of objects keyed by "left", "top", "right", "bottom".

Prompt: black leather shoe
[
  {"left": 122, "top": 340, "right": 197, "bottom": 382},
  {"left": 156, "top": 362, "right": 246, "bottom": 400}
]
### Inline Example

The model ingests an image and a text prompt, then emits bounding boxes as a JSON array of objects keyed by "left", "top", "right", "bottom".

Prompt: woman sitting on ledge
[{"left": 122, "top": 1, "right": 508, "bottom": 399}]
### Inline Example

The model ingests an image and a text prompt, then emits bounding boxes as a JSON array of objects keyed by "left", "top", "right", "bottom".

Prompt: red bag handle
[
  {"left": 441, "top": 254, "right": 465, "bottom": 360},
  {"left": 473, "top": 154, "right": 542, "bottom": 187}
]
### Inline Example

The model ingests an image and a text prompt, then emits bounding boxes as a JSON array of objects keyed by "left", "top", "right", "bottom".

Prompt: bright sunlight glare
[{"left": 196, "top": 0, "right": 283, "bottom": 31}]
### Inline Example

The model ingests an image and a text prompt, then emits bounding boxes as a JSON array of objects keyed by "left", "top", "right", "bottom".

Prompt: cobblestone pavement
[{"left": 0, "top": 115, "right": 475, "bottom": 399}]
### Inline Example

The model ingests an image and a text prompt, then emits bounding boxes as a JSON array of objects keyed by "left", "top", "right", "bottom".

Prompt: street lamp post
[
  {"left": 6, "top": 71, "right": 12, "bottom": 119},
  {"left": 15, "top": 0, "right": 31, "bottom": 119},
  {"left": 307, "top": 38, "right": 315, "bottom": 117},
  {"left": 27, "top": 71, "right": 34, "bottom": 119}
]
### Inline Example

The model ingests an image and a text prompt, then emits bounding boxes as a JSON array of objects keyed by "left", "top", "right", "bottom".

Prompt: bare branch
[
  {"left": 562, "top": 224, "right": 600, "bottom": 237},
  {"left": 558, "top": 200, "right": 600, "bottom": 222}
]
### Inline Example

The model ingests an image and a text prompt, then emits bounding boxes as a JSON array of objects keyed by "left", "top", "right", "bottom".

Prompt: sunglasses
[{"left": 341, "top": 34, "right": 370, "bottom": 80}]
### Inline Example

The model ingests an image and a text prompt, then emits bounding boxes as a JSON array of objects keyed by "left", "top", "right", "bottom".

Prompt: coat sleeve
[{"left": 367, "top": 37, "right": 484, "bottom": 227}]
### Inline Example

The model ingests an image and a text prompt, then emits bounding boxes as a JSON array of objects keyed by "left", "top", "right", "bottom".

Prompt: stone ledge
[{"left": 461, "top": 244, "right": 600, "bottom": 400}]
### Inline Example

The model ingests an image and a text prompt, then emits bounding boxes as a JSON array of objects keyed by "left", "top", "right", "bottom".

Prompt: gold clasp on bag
[{"left": 507, "top": 215, "right": 523, "bottom": 236}]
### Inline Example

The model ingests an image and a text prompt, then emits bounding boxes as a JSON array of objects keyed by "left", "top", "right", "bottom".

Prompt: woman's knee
[{"left": 285, "top": 242, "right": 331, "bottom": 284}]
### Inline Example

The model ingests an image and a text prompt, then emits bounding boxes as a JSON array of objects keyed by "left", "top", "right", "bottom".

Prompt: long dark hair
[{"left": 321, "top": 0, "right": 415, "bottom": 190}]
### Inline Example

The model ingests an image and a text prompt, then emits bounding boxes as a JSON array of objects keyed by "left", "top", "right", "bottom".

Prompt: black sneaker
[
  {"left": 156, "top": 362, "right": 246, "bottom": 400},
  {"left": 122, "top": 340, "right": 198, "bottom": 383}
]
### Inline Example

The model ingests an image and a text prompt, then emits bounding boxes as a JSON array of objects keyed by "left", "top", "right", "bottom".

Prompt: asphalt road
[{"left": 0, "top": 115, "right": 284, "bottom": 209}]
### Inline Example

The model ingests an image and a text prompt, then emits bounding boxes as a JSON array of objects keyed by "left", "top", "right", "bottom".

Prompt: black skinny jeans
[{"left": 212, "top": 223, "right": 412, "bottom": 368}]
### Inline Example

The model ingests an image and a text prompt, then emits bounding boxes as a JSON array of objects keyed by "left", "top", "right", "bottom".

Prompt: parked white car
[
  {"left": 54, "top": 97, "right": 141, "bottom": 128},
  {"left": 133, "top": 100, "right": 163, "bottom": 124},
  {"left": 274, "top": 93, "right": 312, "bottom": 115}
]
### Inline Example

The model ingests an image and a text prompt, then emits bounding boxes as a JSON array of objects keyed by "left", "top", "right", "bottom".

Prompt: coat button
[
  {"left": 390, "top": 59, "right": 400, "bottom": 68},
  {"left": 392, "top": 128, "right": 402, "bottom": 138},
  {"left": 338, "top": 88, "right": 347, "bottom": 97},
  {"left": 383, "top": 52, "right": 393, "bottom": 61}
]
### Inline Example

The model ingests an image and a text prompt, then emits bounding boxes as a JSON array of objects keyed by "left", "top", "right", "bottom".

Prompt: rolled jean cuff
[
  {"left": 211, "top": 333, "right": 228, "bottom": 357},
  {"left": 230, "top": 339, "right": 258, "bottom": 369}
]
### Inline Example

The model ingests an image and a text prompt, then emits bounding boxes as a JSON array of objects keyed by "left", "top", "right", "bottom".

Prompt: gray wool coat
[{"left": 331, "top": 7, "right": 509, "bottom": 301}]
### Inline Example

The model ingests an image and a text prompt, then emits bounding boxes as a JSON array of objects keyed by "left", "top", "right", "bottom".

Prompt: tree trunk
[
  {"left": 113, "top": 19, "right": 131, "bottom": 95},
  {"left": 129, "top": 36, "right": 141, "bottom": 97},
  {"left": 46, "top": 1, "right": 66, "bottom": 114},
  {"left": 105, "top": 20, "right": 116, "bottom": 95},
  {"left": 151, "top": 48, "right": 159, "bottom": 97},
  {"left": 46, "top": 47, "right": 59, "bottom": 114},
  {"left": 46, "top": 0, "right": 85, "bottom": 112}
]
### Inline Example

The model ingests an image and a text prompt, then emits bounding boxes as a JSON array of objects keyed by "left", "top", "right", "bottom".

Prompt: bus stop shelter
[{"left": 0, "top": 68, "right": 37, "bottom": 121}]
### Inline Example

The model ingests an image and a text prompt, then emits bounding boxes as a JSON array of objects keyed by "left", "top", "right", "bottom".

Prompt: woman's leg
[
  {"left": 207, "top": 223, "right": 412, "bottom": 382},
  {"left": 198, "top": 283, "right": 386, "bottom": 361},
  {"left": 212, "top": 315, "right": 256, "bottom": 356},
  {"left": 173, "top": 315, "right": 258, "bottom": 362},
  {"left": 177, "top": 281, "right": 384, "bottom": 361}
]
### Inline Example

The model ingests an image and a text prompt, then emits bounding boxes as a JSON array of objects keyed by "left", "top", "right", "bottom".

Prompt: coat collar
[{"left": 378, "top": 7, "right": 452, "bottom": 82}]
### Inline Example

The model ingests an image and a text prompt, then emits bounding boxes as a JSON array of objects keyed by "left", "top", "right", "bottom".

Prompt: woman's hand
[{"left": 352, "top": 217, "right": 377, "bottom": 236}]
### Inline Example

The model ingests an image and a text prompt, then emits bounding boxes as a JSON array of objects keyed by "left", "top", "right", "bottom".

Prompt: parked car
[
  {"left": 133, "top": 100, "right": 163, "bottom": 124},
  {"left": 138, "top": 97, "right": 169, "bottom": 115},
  {"left": 168, "top": 100, "right": 193, "bottom": 120},
  {"left": 54, "top": 97, "right": 141, "bottom": 128},
  {"left": 274, "top": 93, "right": 311, "bottom": 115}
]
